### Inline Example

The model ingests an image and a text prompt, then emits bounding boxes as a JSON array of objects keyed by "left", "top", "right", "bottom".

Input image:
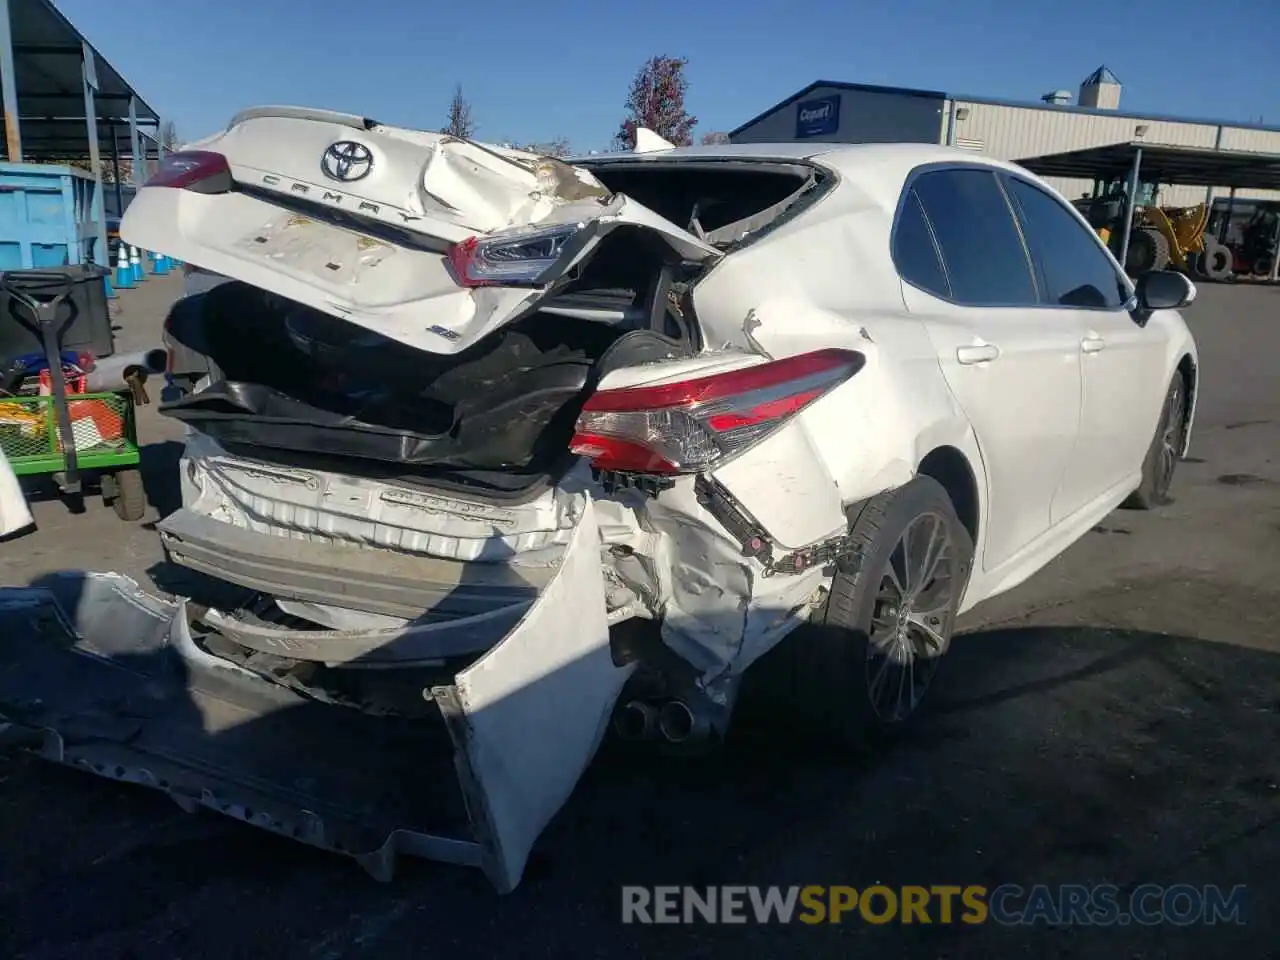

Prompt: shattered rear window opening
[{"left": 580, "top": 160, "right": 826, "bottom": 245}]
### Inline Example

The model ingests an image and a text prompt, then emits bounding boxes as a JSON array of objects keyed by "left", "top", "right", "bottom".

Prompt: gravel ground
[{"left": 1, "top": 277, "right": 1278, "bottom": 958}]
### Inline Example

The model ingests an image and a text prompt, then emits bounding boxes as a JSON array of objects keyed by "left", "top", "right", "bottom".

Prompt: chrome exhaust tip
[
  {"left": 613, "top": 700, "right": 657, "bottom": 741},
  {"left": 658, "top": 699, "right": 711, "bottom": 744}
]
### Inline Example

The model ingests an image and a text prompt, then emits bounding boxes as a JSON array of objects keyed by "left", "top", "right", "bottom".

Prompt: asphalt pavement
[{"left": 0, "top": 277, "right": 1277, "bottom": 959}]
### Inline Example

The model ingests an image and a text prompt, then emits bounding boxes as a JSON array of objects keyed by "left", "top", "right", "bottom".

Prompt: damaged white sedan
[{"left": 0, "top": 107, "right": 1199, "bottom": 893}]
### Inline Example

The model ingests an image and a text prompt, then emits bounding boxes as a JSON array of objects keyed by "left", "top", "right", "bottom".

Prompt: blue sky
[{"left": 60, "top": 0, "right": 1280, "bottom": 150}]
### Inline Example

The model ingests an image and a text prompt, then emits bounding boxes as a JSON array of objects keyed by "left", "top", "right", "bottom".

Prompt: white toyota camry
[{"left": 0, "top": 111, "right": 1198, "bottom": 892}]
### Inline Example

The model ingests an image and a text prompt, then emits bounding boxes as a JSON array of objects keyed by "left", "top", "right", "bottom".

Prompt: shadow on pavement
[
  {"left": 0, "top": 571, "right": 1277, "bottom": 960},
  {"left": 12, "top": 437, "right": 183, "bottom": 521},
  {"left": 139, "top": 440, "right": 184, "bottom": 519}
]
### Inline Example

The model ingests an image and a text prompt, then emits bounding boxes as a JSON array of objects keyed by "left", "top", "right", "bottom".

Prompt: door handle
[
  {"left": 956, "top": 343, "right": 1000, "bottom": 365},
  {"left": 1081, "top": 335, "right": 1106, "bottom": 354}
]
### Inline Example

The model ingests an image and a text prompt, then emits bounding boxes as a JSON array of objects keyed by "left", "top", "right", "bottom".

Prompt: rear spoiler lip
[{"left": 227, "top": 105, "right": 379, "bottom": 133}]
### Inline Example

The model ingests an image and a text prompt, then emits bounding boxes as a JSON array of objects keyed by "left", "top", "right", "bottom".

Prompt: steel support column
[
  {"left": 1118, "top": 147, "right": 1143, "bottom": 270},
  {"left": 81, "top": 41, "right": 108, "bottom": 268},
  {"left": 1269, "top": 214, "right": 1280, "bottom": 283},
  {"left": 1205, "top": 125, "right": 1224, "bottom": 205},
  {"left": 0, "top": 0, "right": 21, "bottom": 161},
  {"left": 128, "top": 96, "right": 140, "bottom": 186},
  {"left": 1219, "top": 186, "right": 1237, "bottom": 243},
  {"left": 108, "top": 121, "right": 123, "bottom": 215}
]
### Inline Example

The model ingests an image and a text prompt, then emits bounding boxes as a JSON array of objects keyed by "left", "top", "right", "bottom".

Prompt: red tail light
[
  {"left": 144, "top": 151, "right": 232, "bottom": 193},
  {"left": 570, "top": 349, "right": 865, "bottom": 475}
]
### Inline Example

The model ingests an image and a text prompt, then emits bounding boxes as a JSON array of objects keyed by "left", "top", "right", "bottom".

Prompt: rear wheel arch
[{"left": 916, "top": 445, "right": 980, "bottom": 544}]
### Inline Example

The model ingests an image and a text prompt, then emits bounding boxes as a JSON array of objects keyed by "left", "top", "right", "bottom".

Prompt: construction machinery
[
  {"left": 1207, "top": 198, "right": 1280, "bottom": 279},
  {"left": 1073, "top": 188, "right": 1210, "bottom": 277}
]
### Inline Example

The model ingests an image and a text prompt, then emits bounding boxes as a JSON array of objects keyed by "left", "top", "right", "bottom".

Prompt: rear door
[
  {"left": 1001, "top": 174, "right": 1168, "bottom": 520},
  {"left": 896, "top": 166, "right": 1083, "bottom": 574}
]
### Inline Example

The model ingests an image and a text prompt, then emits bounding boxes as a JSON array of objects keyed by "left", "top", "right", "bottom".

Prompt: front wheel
[
  {"left": 770, "top": 476, "right": 975, "bottom": 747},
  {"left": 1124, "top": 374, "right": 1187, "bottom": 510}
]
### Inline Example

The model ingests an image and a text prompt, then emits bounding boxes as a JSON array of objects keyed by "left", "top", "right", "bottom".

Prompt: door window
[
  {"left": 1005, "top": 176, "right": 1130, "bottom": 309},
  {"left": 891, "top": 188, "right": 949, "bottom": 298},
  {"left": 910, "top": 169, "right": 1038, "bottom": 306}
]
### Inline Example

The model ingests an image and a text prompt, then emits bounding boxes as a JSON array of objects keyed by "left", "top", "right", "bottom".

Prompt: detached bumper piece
[
  {"left": 0, "top": 574, "right": 478, "bottom": 880},
  {"left": 0, "top": 503, "right": 629, "bottom": 892}
]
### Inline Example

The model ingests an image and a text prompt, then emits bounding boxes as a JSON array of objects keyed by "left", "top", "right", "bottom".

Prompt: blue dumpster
[{"left": 0, "top": 163, "right": 106, "bottom": 271}]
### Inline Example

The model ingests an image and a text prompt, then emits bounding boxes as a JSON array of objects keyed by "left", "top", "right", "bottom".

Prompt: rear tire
[
  {"left": 110, "top": 468, "right": 147, "bottom": 521},
  {"left": 1123, "top": 374, "right": 1187, "bottom": 510},
  {"left": 769, "top": 476, "right": 975, "bottom": 748}
]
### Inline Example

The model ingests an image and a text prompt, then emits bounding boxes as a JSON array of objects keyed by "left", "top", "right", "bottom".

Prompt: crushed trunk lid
[{"left": 121, "top": 108, "right": 721, "bottom": 355}]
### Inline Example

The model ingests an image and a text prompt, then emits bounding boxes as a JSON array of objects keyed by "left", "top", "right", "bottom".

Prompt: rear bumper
[
  {"left": 158, "top": 508, "right": 551, "bottom": 620},
  {"left": 0, "top": 499, "right": 629, "bottom": 893}
]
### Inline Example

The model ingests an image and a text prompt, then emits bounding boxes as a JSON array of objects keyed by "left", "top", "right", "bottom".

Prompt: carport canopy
[
  {"left": 1017, "top": 140, "right": 1280, "bottom": 192},
  {"left": 1017, "top": 140, "right": 1280, "bottom": 281},
  {"left": 0, "top": 0, "right": 161, "bottom": 162}
]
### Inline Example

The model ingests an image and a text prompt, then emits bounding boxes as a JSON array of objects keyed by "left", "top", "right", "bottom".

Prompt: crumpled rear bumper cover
[
  {"left": 159, "top": 507, "right": 553, "bottom": 618},
  {"left": 0, "top": 501, "right": 631, "bottom": 892},
  {"left": 0, "top": 573, "right": 481, "bottom": 878}
]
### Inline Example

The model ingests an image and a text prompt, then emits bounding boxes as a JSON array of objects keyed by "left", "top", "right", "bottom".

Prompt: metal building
[
  {"left": 730, "top": 66, "right": 1280, "bottom": 206},
  {"left": 0, "top": 0, "right": 164, "bottom": 270}
]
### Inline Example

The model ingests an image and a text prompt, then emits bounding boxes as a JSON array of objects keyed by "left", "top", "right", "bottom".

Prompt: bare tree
[
  {"left": 509, "top": 136, "right": 572, "bottom": 157},
  {"left": 160, "top": 120, "right": 180, "bottom": 151},
  {"left": 441, "top": 84, "right": 476, "bottom": 139},
  {"left": 614, "top": 55, "right": 696, "bottom": 151},
  {"left": 67, "top": 156, "right": 132, "bottom": 182},
  {"left": 700, "top": 131, "right": 731, "bottom": 145}
]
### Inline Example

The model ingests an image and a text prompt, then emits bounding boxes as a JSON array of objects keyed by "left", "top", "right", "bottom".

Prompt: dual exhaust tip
[{"left": 613, "top": 698, "right": 711, "bottom": 745}]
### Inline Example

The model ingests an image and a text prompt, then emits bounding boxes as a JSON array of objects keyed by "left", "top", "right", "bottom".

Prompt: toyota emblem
[{"left": 321, "top": 141, "right": 373, "bottom": 182}]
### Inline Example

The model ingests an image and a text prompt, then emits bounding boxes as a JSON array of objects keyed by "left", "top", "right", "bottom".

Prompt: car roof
[
  {"left": 577, "top": 142, "right": 1043, "bottom": 199},
  {"left": 578, "top": 140, "right": 1024, "bottom": 172}
]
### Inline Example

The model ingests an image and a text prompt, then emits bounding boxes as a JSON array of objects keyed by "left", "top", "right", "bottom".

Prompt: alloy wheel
[
  {"left": 864, "top": 510, "right": 959, "bottom": 723},
  {"left": 1157, "top": 382, "right": 1186, "bottom": 498}
]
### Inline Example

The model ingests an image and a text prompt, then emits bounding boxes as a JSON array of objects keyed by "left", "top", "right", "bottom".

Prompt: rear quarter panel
[{"left": 689, "top": 172, "right": 984, "bottom": 550}]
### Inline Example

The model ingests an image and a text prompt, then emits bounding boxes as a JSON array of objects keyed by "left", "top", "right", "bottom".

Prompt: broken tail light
[
  {"left": 143, "top": 151, "right": 232, "bottom": 194},
  {"left": 448, "top": 222, "right": 581, "bottom": 287},
  {"left": 570, "top": 349, "right": 865, "bottom": 475}
]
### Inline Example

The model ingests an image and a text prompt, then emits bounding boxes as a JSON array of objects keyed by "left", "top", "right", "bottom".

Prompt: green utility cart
[{"left": 0, "top": 272, "right": 146, "bottom": 521}]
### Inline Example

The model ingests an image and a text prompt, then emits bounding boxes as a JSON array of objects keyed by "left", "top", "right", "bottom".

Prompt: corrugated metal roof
[
  {"left": 4, "top": 0, "right": 161, "bottom": 158},
  {"left": 1018, "top": 141, "right": 1280, "bottom": 190},
  {"left": 732, "top": 78, "right": 1280, "bottom": 139}
]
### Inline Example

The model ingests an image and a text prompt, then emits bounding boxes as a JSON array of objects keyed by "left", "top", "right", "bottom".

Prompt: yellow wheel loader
[{"left": 1074, "top": 187, "right": 1209, "bottom": 277}]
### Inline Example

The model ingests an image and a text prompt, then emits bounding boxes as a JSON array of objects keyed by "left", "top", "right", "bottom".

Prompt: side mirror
[{"left": 1135, "top": 270, "right": 1196, "bottom": 311}]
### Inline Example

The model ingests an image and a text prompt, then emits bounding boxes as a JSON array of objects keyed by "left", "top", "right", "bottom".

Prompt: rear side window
[
  {"left": 892, "top": 189, "right": 949, "bottom": 297},
  {"left": 911, "top": 169, "right": 1037, "bottom": 306},
  {"left": 1005, "top": 177, "right": 1130, "bottom": 309}
]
